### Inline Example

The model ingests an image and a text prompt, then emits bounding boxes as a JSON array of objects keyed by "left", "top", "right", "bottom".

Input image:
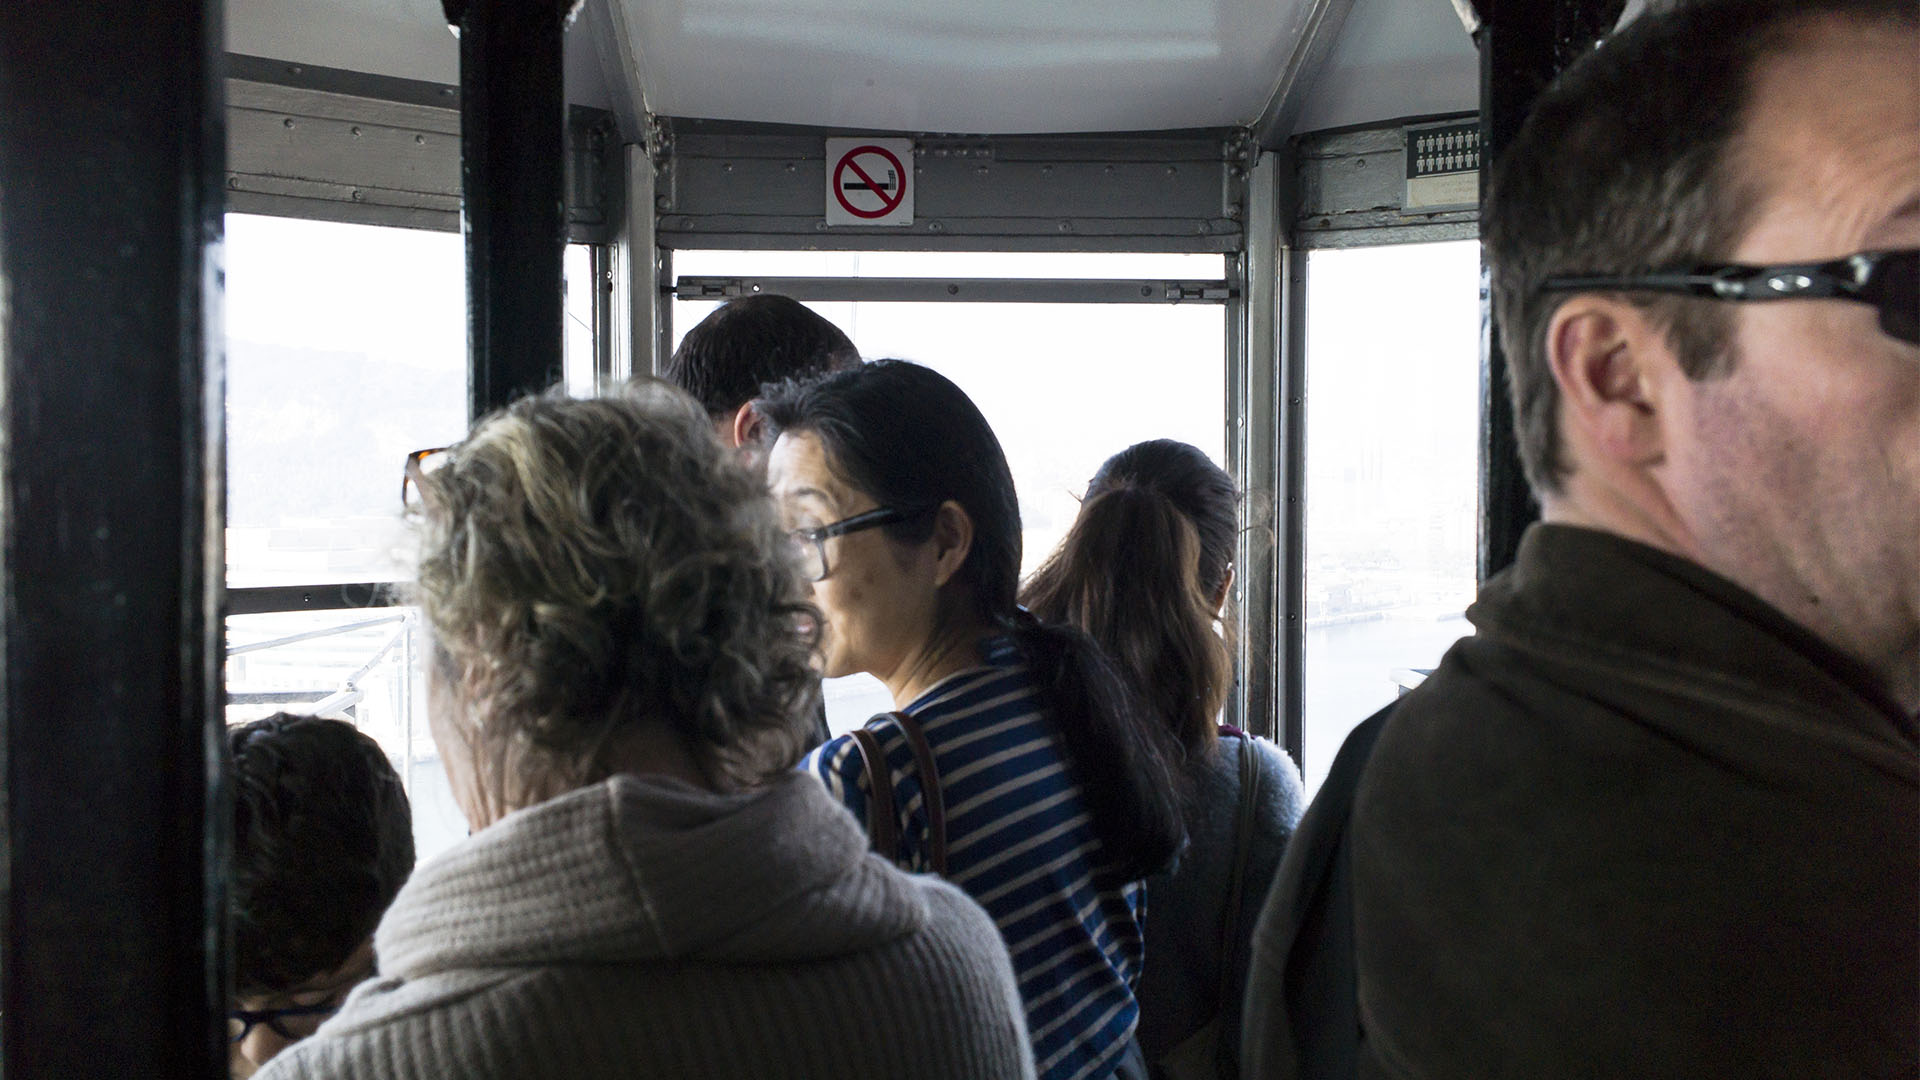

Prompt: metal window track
[{"left": 674, "top": 276, "right": 1234, "bottom": 304}]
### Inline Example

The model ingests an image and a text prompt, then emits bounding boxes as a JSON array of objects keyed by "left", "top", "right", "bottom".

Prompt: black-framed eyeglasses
[
  {"left": 1539, "top": 249, "right": 1917, "bottom": 346},
  {"left": 401, "top": 447, "right": 450, "bottom": 509},
  {"left": 227, "top": 1001, "right": 340, "bottom": 1044},
  {"left": 788, "top": 506, "right": 916, "bottom": 582}
]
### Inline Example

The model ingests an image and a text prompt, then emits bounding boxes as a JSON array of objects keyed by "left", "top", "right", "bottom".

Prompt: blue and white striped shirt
[{"left": 802, "top": 636, "right": 1145, "bottom": 1080}]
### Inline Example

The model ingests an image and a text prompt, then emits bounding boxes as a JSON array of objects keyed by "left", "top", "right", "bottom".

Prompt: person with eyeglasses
[
  {"left": 761, "top": 361, "right": 1190, "bottom": 1080},
  {"left": 258, "top": 380, "right": 1034, "bottom": 1080},
  {"left": 228, "top": 714, "right": 414, "bottom": 1077},
  {"left": 1241, "top": 1, "right": 1918, "bottom": 1078}
]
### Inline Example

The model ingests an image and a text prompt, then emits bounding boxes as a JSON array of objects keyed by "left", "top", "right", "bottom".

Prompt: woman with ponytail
[
  {"left": 760, "top": 361, "right": 1187, "bottom": 1080},
  {"left": 1024, "top": 440, "right": 1305, "bottom": 1080}
]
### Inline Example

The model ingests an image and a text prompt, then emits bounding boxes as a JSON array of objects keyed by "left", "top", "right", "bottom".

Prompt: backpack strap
[
  {"left": 1213, "top": 733, "right": 1263, "bottom": 1076},
  {"left": 892, "top": 710, "right": 948, "bottom": 876},
  {"left": 848, "top": 726, "right": 899, "bottom": 860}
]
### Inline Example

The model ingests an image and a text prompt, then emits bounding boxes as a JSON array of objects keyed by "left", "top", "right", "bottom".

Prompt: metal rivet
[
  {"left": 350, "top": 189, "right": 363, "bottom": 201},
  {"left": 1355, "top": 158, "right": 1366, "bottom": 168},
  {"left": 815, "top": 221, "right": 828, "bottom": 231},
  {"left": 350, "top": 126, "right": 362, "bottom": 138},
  {"left": 722, "top": 162, "right": 733, "bottom": 173},
  {"left": 1104, "top": 164, "right": 1115, "bottom": 175},
  {"left": 947, "top": 284, "right": 959, "bottom": 295},
  {"left": 1140, "top": 285, "right": 1152, "bottom": 297},
  {"left": 785, "top": 162, "right": 796, "bottom": 173},
  {"left": 656, "top": 195, "right": 671, "bottom": 210},
  {"left": 928, "top": 221, "right": 945, "bottom": 233},
  {"left": 282, "top": 118, "right": 295, "bottom": 128},
  {"left": 1041, "top": 164, "right": 1053, "bottom": 175},
  {"left": 414, "top": 134, "right": 426, "bottom": 145},
  {"left": 976, "top": 165, "right": 989, "bottom": 175},
  {"left": 227, "top": 176, "right": 239, "bottom": 189},
  {"left": 1166, "top": 165, "right": 1178, "bottom": 175},
  {"left": 1058, "top": 220, "right": 1072, "bottom": 232}
]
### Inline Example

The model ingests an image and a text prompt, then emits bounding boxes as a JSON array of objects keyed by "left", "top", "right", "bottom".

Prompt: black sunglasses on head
[{"left": 1540, "top": 249, "right": 1918, "bottom": 346}]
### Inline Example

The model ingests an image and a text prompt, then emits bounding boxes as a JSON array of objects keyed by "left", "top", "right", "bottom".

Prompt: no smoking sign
[{"left": 825, "top": 137, "right": 914, "bottom": 227}]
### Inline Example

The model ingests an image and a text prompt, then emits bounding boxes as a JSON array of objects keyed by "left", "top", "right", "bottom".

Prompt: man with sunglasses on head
[
  {"left": 229, "top": 714, "right": 414, "bottom": 1077},
  {"left": 1243, "top": 1, "right": 1917, "bottom": 1077}
]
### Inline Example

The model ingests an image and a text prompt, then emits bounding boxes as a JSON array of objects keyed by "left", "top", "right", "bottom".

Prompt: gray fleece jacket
[{"left": 256, "top": 770, "right": 1036, "bottom": 1079}]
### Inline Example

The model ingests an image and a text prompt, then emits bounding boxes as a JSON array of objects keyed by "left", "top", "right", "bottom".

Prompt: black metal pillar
[
  {"left": 0, "top": 0, "right": 227, "bottom": 1073},
  {"left": 1473, "top": 0, "right": 1624, "bottom": 580},
  {"left": 446, "top": 0, "right": 573, "bottom": 420}
]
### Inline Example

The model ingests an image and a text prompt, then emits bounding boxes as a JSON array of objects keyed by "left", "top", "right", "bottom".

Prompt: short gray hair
[{"left": 410, "top": 379, "right": 820, "bottom": 794}]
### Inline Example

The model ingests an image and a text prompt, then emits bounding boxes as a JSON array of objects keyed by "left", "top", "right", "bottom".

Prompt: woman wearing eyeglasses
[
  {"left": 253, "top": 379, "right": 1034, "bottom": 1080},
  {"left": 760, "top": 360, "right": 1188, "bottom": 1080}
]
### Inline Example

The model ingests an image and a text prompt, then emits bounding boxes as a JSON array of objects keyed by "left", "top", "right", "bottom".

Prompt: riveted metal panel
[
  {"left": 1292, "top": 115, "right": 1479, "bottom": 248},
  {"left": 225, "top": 58, "right": 620, "bottom": 242},
  {"left": 657, "top": 121, "right": 1248, "bottom": 253}
]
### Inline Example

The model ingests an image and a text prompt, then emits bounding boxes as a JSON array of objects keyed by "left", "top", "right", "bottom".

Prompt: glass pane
[
  {"left": 225, "top": 214, "right": 467, "bottom": 588},
  {"left": 225, "top": 609, "right": 467, "bottom": 862},
  {"left": 1302, "top": 241, "right": 1480, "bottom": 794},
  {"left": 564, "top": 244, "right": 597, "bottom": 397},
  {"left": 673, "top": 252, "right": 1229, "bottom": 736}
]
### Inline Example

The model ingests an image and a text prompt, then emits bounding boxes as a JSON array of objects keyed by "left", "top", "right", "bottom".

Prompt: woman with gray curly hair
[{"left": 255, "top": 379, "right": 1034, "bottom": 1080}]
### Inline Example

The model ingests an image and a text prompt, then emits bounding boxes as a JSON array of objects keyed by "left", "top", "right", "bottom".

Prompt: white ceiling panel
[
  {"left": 228, "top": 0, "right": 459, "bottom": 85},
  {"left": 616, "top": 0, "right": 1321, "bottom": 133},
  {"left": 1290, "top": 0, "right": 1477, "bottom": 134}
]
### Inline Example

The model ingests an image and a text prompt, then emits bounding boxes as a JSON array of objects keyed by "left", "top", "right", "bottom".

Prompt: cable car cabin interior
[{"left": 17, "top": 0, "right": 1914, "bottom": 1076}]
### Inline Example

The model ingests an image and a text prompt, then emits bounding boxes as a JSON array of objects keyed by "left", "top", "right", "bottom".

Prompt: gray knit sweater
[{"left": 255, "top": 770, "right": 1036, "bottom": 1079}]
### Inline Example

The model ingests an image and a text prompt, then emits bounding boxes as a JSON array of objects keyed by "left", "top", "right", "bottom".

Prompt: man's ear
[
  {"left": 928, "top": 500, "right": 975, "bottom": 588},
  {"left": 730, "top": 401, "right": 764, "bottom": 450},
  {"left": 1546, "top": 297, "right": 1667, "bottom": 470}
]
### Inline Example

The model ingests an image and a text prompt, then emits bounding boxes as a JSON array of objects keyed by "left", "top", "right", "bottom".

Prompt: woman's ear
[
  {"left": 1210, "top": 563, "right": 1235, "bottom": 615},
  {"left": 928, "top": 500, "right": 975, "bottom": 588}
]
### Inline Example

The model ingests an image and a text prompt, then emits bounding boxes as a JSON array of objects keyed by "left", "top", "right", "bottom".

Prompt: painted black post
[
  {"left": 1473, "top": 0, "right": 1624, "bottom": 580},
  {"left": 445, "top": 0, "right": 574, "bottom": 420},
  {"left": 0, "top": 0, "right": 228, "bottom": 1073}
]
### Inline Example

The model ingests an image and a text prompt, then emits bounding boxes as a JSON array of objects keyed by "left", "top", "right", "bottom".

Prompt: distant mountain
[{"left": 227, "top": 338, "right": 465, "bottom": 528}]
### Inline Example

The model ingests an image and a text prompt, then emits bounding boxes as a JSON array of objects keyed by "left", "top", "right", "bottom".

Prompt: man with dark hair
[
  {"left": 1244, "top": 1, "right": 1917, "bottom": 1076},
  {"left": 229, "top": 714, "right": 414, "bottom": 1076},
  {"left": 662, "top": 293, "right": 861, "bottom": 459}
]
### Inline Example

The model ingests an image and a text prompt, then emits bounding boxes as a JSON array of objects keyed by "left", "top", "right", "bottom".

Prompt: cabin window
[
  {"left": 225, "top": 214, "right": 468, "bottom": 590},
  {"left": 673, "top": 248, "right": 1231, "bottom": 733},
  {"left": 1301, "top": 239, "right": 1480, "bottom": 793},
  {"left": 224, "top": 214, "right": 603, "bottom": 860}
]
